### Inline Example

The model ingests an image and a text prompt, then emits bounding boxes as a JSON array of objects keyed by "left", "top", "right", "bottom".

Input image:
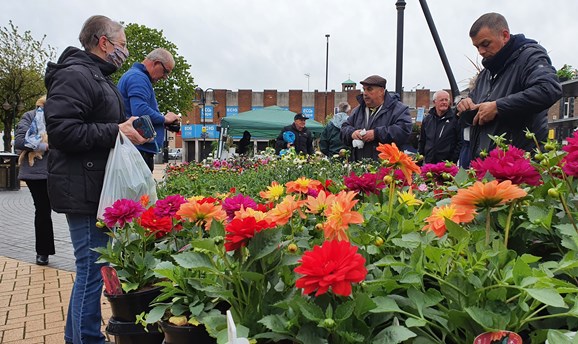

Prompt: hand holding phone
[{"left": 132, "top": 115, "right": 156, "bottom": 139}]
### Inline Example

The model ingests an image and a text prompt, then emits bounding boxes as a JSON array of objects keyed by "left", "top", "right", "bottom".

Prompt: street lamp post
[
  {"left": 3, "top": 100, "right": 24, "bottom": 153},
  {"left": 324, "top": 34, "right": 330, "bottom": 119},
  {"left": 193, "top": 88, "right": 218, "bottom": 161}
]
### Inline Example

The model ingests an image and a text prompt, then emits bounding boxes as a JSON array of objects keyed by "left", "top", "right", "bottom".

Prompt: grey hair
[
  {"left": 79, "top": 15, "right": 124, "bottom": 51},
  {"left": 146, "top": 48, "right": 175, "bottom": 66},
  {"left": 337, "top": 101, "right": 351, "bottom": 113},
  {"left": 469, "top": 12, "right": 509, "bottom": 37},
  {"left": 433, "top": 90, "right": 449, "bottom": 101}
]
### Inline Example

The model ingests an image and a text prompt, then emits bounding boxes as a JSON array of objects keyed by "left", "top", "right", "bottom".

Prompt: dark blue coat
[
  {"left": 341, "top": 92, "right": 412, "bottom": 161},
  {"left": 469, "top": 34, "right": 562, "bottom": 157}
]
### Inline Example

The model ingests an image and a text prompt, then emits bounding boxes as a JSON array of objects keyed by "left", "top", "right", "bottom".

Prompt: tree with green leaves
[
  {"left": 112, "top": 23, "right": 196, "bottom": 116},
  {"left": 0, "top": 20, "right": 55, "bottom": 152}
]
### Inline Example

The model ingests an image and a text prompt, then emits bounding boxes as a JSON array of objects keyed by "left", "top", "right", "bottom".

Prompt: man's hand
[
  {"left": 361, "top": 129, "right": 375, "bottom": 142},
  {"left": 119, "top": 117, "right": 150, "bottom": 145},
  {"left": 457, "top": 98, "right": 497, "bottom": 126},
  {"left": 352, "top": 129, "right": 366, "bottom": 140},
  {"left": 164, "top": 111, "right": 179, "bottom": 124},
  {"left": 472, "top": 101, "right": 497, "bottom": 126}
]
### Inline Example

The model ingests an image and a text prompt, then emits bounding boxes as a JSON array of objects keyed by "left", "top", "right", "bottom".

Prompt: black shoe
[{"left": 36, "top": 255, "right": 49, "bottom": 265}]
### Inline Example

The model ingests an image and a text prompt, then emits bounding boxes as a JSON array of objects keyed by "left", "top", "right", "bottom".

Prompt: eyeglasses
[
  {"left": 158, "top": 61, "right": 170, "bottom": 76},
  {"left": 104, "top": 36, "right": 128, "bottom": 50}
]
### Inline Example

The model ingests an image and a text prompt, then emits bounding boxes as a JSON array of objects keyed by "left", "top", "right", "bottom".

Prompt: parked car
[{"left": 168, "top": 149, "right": 182, "bottom": 160}]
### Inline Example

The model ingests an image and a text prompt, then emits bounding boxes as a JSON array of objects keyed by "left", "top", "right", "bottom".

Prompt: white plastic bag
[{"left": 97, "top": 131, "right": 158, "bottom": 219}]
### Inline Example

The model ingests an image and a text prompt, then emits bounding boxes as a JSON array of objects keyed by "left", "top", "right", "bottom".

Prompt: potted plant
[{"left": 94, "top": 195, "right": 188, "bottom": 342}]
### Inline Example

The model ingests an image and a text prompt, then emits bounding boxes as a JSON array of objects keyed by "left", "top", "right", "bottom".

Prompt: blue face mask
[{"left": 106, "top": 45, "right": 129, "bottom": 68}]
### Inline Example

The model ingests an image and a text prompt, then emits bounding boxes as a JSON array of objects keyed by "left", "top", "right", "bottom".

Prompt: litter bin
[{"left": 0, "top": 152, "right": 20, "bottom": 191}]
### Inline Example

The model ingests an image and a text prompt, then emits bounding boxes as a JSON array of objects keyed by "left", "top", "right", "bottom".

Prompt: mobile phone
[
  {"left": 460, "top": 109, "right": 478, "bottom": 126},
  {"left": 132, "top": 115, "right": 156, "bottom": 139}
]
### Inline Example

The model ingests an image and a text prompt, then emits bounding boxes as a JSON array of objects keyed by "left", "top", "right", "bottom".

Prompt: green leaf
[
  {"left": 258, "top": 315, "right": 289, "bottom": 333},
  {"left": 369, "top": 296, "right": 402, "bottom": 314},
  {"left": 445, "top": 218, "right": 470, "bottom": 242},
  {"left": 525, "top": 288, "right": 567, "bottom": 308},
  {"left": 238, "top": 271, "right": 264, "bottom": 282},
  {"left": 297, "top": 298, "right": 325, "bottom": 321},
  {"left": 408, "top": 288, "right": 443, "bottom": 317},
  {"left": 454, "top": 168, "right": 469, "bottom": 186},
  {"left": 144, "top": 305, "right": 169, "bottom": 323},
  {"left": 546, "top": 330, "right": 576, "bottom": 344},
  {"left": 172, "top": 252, "right": 217, "bottom": 272},
  {"left": 334, "top": 300, "right": 355, "bottom": 322},
  {"left": 372, "top": 325, "right": 417, "bottom": 344},
  {"left": 354, "top": 293, "right": 376, "bottom": 319},
  {"left": 512, "top": 258, "right": 533, "bottom": 285},
  {"left": 405, "top": 318, "right": 427, "bottom": 328},
  {"left": 190, "top": 238, "right": 220, "bottom": 255},
  {"left": 247, "top": 227, "right": 282, "bottom": 261}
]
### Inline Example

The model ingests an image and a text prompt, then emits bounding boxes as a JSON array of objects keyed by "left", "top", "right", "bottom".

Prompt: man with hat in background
[
  {"left": 275, "top": 113, "right": 314, "bottom": 155},
  {"left": 341, "top": 74, "right": 412, "bottom": 161}
]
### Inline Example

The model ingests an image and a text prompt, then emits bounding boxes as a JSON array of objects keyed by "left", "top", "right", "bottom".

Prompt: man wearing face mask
[
  {"left": 118, "top": 48, "right": 179, "bottom": 171},
  {"left": 44, "top": 15, "right": 147, "bottom": 344}
]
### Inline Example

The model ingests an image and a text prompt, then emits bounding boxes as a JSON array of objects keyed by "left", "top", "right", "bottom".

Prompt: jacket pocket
[{"left": 83, "top": 157, "right": 107, "bottom": 204}]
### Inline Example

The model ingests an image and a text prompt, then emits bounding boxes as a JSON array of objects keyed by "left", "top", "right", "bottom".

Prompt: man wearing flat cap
[
  {"left": 275, "top": 113, "right": 314, "bottom": 155},
  {"left": 341, "top": 75, "right": 412, "bottom": 161}
]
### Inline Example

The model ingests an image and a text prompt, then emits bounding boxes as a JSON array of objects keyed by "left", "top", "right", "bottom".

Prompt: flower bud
[
  {"left": 375, "top": 237, "right": 384, "bottom": 247},
  {"left": 315, "top": 223, "right": 324, "bottom": 231},
  {"left": 383, "top": 175, "right": 393, "bottom": 184},
  {"left": 96, "top": 220, "right": 105, "bottom": 229},
  {"left": 547, "top": 188, "right": 560, "bottom": 198},
  {"left": 525, "top": 131, "right": 535, "bottom": 140},
  {"left": 426, "top": 172, "right": 433, "bottom": 179},
  {"left": 534, "top": 153, "right": 544, "bottom": 161},
  {"left": 339, "top": 149, "right": 347, "bottom": 157},
  {"left": 321, "top": 318, "right": 336, "bottom": 329},
  {"left": 544, "top": 142, "right": 556, "bottom": 151},
  {"left": 442, "top": 173, "right": 451, "bottom": 180},
  {"left": 287, "top": 243, "right": 298, "bottom": 253},
  {"left": 479, "top": 150, "right": 488, "bottom": 158}
]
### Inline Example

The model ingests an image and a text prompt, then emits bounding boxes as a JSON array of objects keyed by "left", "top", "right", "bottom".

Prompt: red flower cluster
[
  {"left": 562, "top": 131, "right": 578, "bottom": 177},
  {"left": 224, "top": 217, "right": 275, "bottom": 251},
  {"left": 295, "top": 240, "right": 367, "bottom": 297},
  {"left": 471, "top": 145, "right": 540, "bottom": 185},
  {"left": 138, "top": 207, "right": 174, "bottom": 238},
  {"left": 420, "top": 162, "right": 459, "bottom": 185}
]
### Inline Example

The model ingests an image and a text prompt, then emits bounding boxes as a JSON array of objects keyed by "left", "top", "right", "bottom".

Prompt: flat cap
[{"left": 360, "top": 75, "right": 387, "bottom": 88}]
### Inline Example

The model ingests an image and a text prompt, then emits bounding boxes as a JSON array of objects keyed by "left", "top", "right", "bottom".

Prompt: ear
[
  {"left": 95, "top": 35, "right": 107, "bottom": 52},
  {"left": 501, "top": 29, "right": 510, "bottom": 43}
]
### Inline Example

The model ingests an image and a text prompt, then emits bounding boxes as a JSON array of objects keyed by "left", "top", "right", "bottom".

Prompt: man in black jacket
[
  {"left": 456, "top": 12, "right": 562, "bottom": 159},
  {"left": 275, "top": 113, "right": 313, "bottom": 155},
  {"left": 419, "top": 90, "right": 461, "bottom": 164}
]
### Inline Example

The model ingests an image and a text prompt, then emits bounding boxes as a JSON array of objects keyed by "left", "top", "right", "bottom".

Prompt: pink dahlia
[
  {"left": 154, "top": 194, "right": 187, "bottom": 218},
  {"left": 471, "top": 145, "right": 540, "bottom": 185},
  {"left": 103, "top": 199, "right": 145, "bottom": 228}
]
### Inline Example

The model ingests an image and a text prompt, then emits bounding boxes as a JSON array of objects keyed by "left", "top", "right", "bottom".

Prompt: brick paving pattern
[{"left": 0, "top": 164, "right": 167, "bottom": 343}]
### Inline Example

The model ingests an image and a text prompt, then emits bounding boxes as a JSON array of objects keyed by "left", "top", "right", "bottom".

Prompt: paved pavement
[{"left": 0, "top": 164, "right": 167, "bottom": 343}]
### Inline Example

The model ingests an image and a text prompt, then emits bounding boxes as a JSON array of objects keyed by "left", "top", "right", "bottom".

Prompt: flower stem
[
  {"left": 485, "top": 208, "right": 491, "bottom": 245},
  {"left": 558, "top": 194, "right": 578, "bottom": 233},
  {"left": 387, "top": 178, "right": 395, "bottom": 225},
  {"left": 503, "top": 201, "right": 516, "bottom": 248}
]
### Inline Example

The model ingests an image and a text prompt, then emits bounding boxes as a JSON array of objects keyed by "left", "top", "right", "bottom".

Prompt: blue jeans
[
  {"left": 459, "top": 140, "right": 471, "bottom": 169},
  {"left": 64, "top": 214, "right": 109, "bottom": 344}
]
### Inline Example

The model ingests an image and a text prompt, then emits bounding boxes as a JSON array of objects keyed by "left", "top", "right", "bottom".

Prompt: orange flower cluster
[
  {"left": 322, "top": 191, "right": 364, "bottom": 241},
  {"left": 176, "top": 198, "right": 227, "bottom": 231}
]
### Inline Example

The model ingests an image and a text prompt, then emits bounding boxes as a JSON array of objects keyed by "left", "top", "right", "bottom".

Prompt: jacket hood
[
  {"left": 330, "top": 112, "right": 349, "bottom": 129},
  {"left": 45, "top": 47, "right": 117, "bottom": 89}
]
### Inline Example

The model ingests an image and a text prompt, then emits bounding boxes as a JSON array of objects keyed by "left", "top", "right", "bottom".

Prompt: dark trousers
[
  {"left": 24, "top": 179, "right": 55, "bottom": 255},
  {"left": 139, "top": 150, "right": 155, "bottom": 172},
  {"left": 459, "top": 140, "right": 471, "bottom": 169}
]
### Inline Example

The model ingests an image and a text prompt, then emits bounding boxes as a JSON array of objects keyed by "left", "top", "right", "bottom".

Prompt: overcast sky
[{"left": 4, "top": 1, "right": 577, "bottom": 94}]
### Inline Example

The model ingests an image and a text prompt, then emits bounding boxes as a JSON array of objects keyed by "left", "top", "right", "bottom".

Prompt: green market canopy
[{"left": 220, "top": 106, "right": 325, "bottom": 139}]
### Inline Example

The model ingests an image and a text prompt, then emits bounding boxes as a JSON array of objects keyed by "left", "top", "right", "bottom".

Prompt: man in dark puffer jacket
[
  {"left": 456, "top": 12, "right": 562, "bottom": 159},
  {"left": 44, "top": 15, "right": 147, "bottom": 344}
]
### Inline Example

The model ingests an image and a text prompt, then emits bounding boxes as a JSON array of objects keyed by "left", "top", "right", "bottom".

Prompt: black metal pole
[
  {"left": 419, "top": 0, "right": 460, "bottom": 100},
  {"left": 202, "top": 92, "right": 206, "bottom": 161},
  {"left": 163, "top": 128, "right": 169, "bottom": 163},
  {"left": 324, "top": 34, "right": 330, "bottom": 118},
  {"left": 395, "top": 0, "right": 406, "bottom": 100}
]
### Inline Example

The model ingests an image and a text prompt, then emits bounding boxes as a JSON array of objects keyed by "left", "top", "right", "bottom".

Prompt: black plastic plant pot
[
  {"left": 160, "top": 321, "right": 216, "bottom": 344},
  {"left": 104, "top": 286, "right": 162, "bottom": 322},
  {"left": 106, "top": 317, "right": 164, "bottom": 344}
]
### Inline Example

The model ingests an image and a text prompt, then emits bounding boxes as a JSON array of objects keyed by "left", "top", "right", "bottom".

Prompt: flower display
[
  {"left": 176, "top": 198, "right": 227, "bottom": 231},
  {"left": 267, "top": 195, "right": 304, "bottom": 225},
  {"left": 451, "top": 180, "right": 527, "bottom": 209},
  {"left": 376, "top": 142, "right": 420, "bottom": 184},
  {"left": 322, "top": 191, "right": 364, "bottom": 241},
  {"left": 471, "top": 145, "right": 541, "bottom": 185},
  {"left": 221, "top": 193, "right": 257, "bottom": 220},
  {"left": 103, "top": 198, "right": 145, "bottom": 228},
  {"left": 285, "top": 176, "right": 322, "bottom": 195},
  {"left": 224, "top": 216, "right": 276, "bottom": 251},
  {"left": 259, "top": 181, "right": 285, "bottom": 201},
  {"left": 295, "top": 240, "right": 367, "bottom": 296},
  {"left": 305, "top": 190, "right": 335, "bottom": 215},
  {"left": 561, "top": 131, "right": 578, "bottom": 177},
  {"left": 344, "top": 170, "right": 386, "bottom": 195},
  {"left": 423, "top": 204, "right": 475, "bottom": 237}
]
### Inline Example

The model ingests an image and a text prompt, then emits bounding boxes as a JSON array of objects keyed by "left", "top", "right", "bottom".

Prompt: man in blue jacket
[
  {"left": 118, "top": 48, "right": 180, "bottom": 171},
  {"left": 341, "top": 75, "right": 412, "bottom": 161},
  {"left": 456, "top": 12, "right": 562, "bottom": 159}
]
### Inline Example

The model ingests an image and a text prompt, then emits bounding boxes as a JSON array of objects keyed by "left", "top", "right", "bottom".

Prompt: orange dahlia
[
  {"left": 423, "top": 204, "right": 476, "bottom": 237},
  {"left": 176, "top": 199, "right": 227, "bottom": 231},
  {"left": 286, "top": 177, "right": 322, "bottom": 195},
  {"left": 376, "top": 143, "right": 420, "bottom": 184},
  {"left": 451, "top": 180, "right": 527, "bottom": 210}
]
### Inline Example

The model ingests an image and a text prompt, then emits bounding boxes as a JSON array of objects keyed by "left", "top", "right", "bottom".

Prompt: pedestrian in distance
[
  {"left": 275, "top": 113, "right": 314, "bottom": 155},
  {"left": 14, "top": 95, "right": 55, "bottom": 266},
  {"left": 320, "top": 101, "right": 351, "bottom": 157}
]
